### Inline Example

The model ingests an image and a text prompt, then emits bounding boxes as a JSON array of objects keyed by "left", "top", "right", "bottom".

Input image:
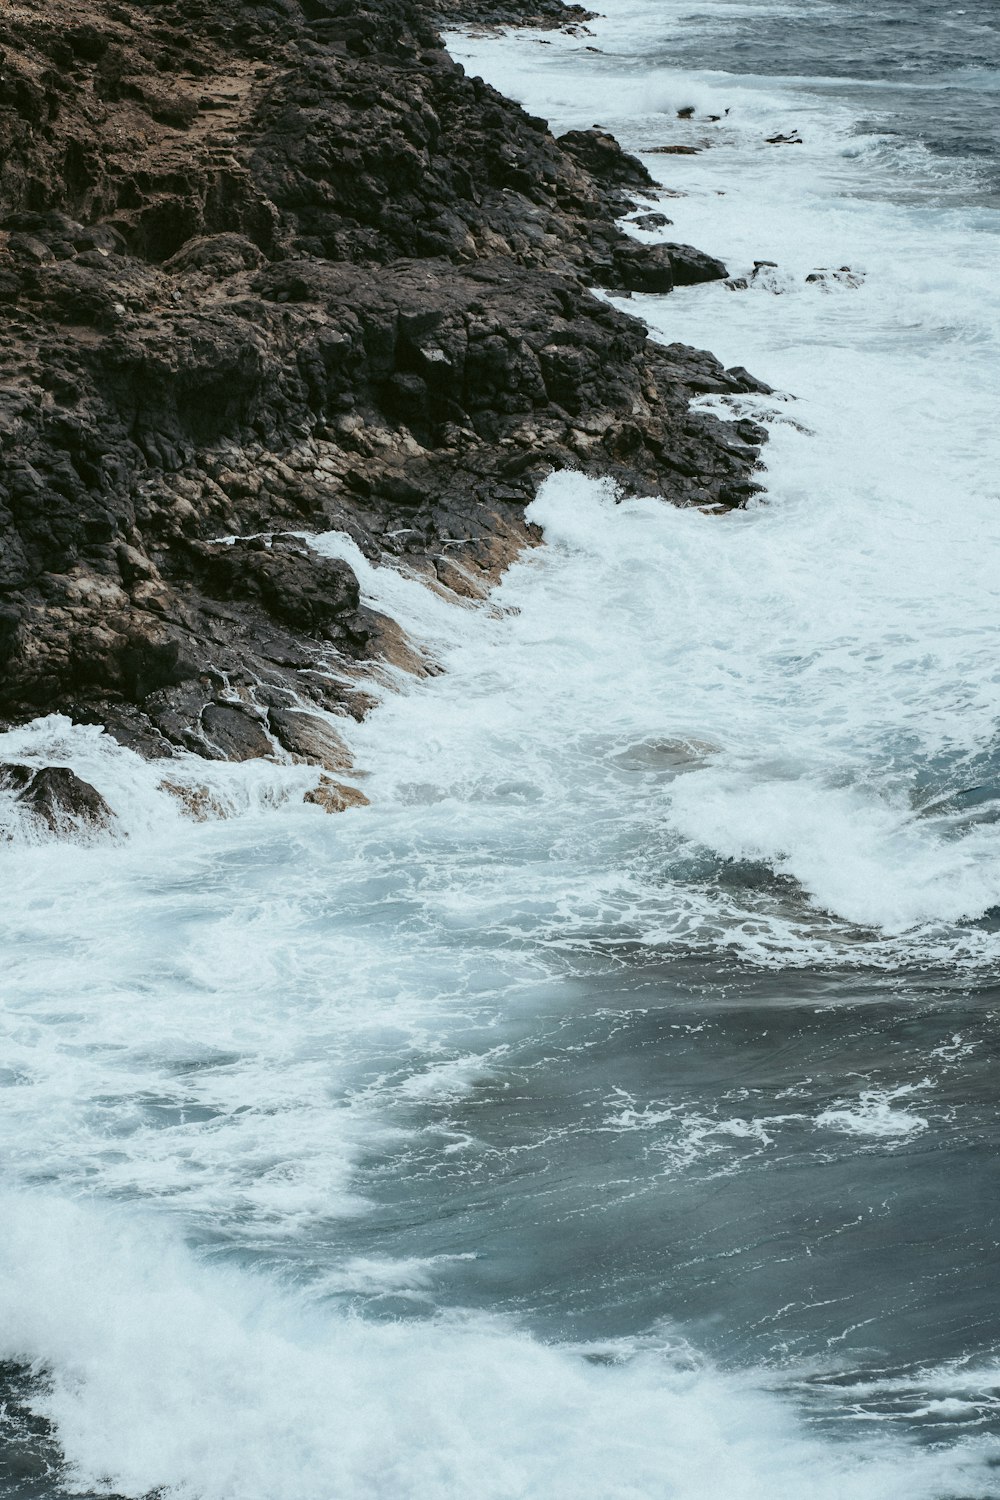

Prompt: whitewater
[{"left": 3, "top": 0, "right": 1000, "bottom": 1495}]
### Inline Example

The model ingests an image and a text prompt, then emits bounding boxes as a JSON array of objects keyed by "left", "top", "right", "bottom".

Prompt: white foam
[
  {"left": 0, "top": 713, "right": 326, "bottom": 844},
  {"left": 442, "top": 2, "right": 1000, "bottom": 956},
  {"left": 308, "top": 529, "right": 479, "bottom": 657},
  {"left": 600, "top": 1086, "right": 805, "bottom": 1177},
  {"left": 3, "top": 6, "right": 1000, "bottom": 1492},
  {"left": 0, "top": 1195, "right": 993, "bottom": 1500},
  {"left": 816, "top": 1084, "right": 931, "bottom": 1139}
]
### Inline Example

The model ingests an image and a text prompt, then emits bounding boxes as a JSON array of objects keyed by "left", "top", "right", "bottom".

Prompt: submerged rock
[
  {"left": 806, "top": 266, "right": 865, "bottom": 290},
  {"left": 725, "top": 261, "right": 788, "bottom": 293},
  {"left": 727, "top": 262, "right": 864, "bottom": 294},
  {"left": 629, "top": 212, "right": 673, "bottom": 231},
  {"left": 157, "top": 778, "right": 227, "bottom": 822}
]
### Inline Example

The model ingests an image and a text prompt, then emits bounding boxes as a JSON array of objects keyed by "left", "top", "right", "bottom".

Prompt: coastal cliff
[{"left": 0, "top": 0, "right": 766, "bottom": 786}]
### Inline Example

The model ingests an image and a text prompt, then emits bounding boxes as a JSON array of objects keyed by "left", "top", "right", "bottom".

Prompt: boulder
[
  {"left": 0, "top": 763, "right": 117, "bottom": 837},
  {"left": 304, "top": 775, "right": 370, "bottom": 813},
  {"left": 629, "top": 212, "right": 673, "bottom": 231},
  {"left": 557, "top": 128, "right": 656, "bottom": 192},
  {"left": 268, "top": 708, "right": 353, "bottom": 772},
  {"left": 664, "top": 243, "right": 729, "bottom": 286},
  {"left": 200, "top": 704, "right": 273, "bottom": 761}
]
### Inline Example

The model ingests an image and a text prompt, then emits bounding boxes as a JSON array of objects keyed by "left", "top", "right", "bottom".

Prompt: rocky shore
[{"left": 0, "top": 0, "right": 767, "bottom": 812}]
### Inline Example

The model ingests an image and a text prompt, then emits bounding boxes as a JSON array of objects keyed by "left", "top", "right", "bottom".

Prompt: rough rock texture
[
  {"left": 428, "top": 0, "right": 597, "bottom": 30},
  {"left": 0, "top": 762, "right": 118, "bottom": 836},
  {"left": 305, "top": 774, "right": 371, "bottom": 812},
  {"left": 0, "top": 0, "right": 768, "bottom": 767}
]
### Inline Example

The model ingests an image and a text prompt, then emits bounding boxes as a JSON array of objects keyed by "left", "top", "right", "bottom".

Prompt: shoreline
[
  {"left": 0, "top": 0, "right": 766, "bottom": 835},
  {"left": 4, "top": 8, "right": 1000, "bottom": 1495}
]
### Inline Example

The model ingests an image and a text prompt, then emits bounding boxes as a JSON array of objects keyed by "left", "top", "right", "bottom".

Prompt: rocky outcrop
[
  {"left": 0, "top": 0, "right": 768, "bottom": 774},
  {"left": 0, "top": 763, "right": 118, "bottom": 837},
  {"left": 427, "top": 0, "right": 597, "bottom": 30},
  {"left": 305, "top": 775, "right": 371, "bottom": 813}
]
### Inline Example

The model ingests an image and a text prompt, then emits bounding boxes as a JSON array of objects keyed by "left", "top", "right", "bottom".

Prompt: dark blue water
[
  {"left": 342, "top": 962, "right": 1000, "bottom": 1404},
  {"left": 654, "top": 0, "right": 1000, "bottom": 198}
]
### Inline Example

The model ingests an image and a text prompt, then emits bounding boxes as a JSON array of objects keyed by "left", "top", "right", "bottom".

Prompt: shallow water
[{"left": 3, "top": 1, "right": 1000, "bottom": 1496}]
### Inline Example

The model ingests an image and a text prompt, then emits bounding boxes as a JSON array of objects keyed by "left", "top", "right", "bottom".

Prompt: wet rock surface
[
  {"left": 0, "top": 763, "right": 118, "bottom": 837},
  {"left": 304, "top": 775, "right": 371, "bottom": 813},
  {"left": 0, "top": 0, "right": 767, "bottom": 770}
]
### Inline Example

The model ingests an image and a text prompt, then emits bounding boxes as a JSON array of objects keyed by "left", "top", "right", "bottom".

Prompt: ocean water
[{"left": 3, "top": 1, "right": 1000, "bottom": 1496}]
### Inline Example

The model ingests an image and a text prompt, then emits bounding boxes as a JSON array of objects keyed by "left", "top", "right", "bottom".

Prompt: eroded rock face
[
  {"left": 186, "top": 536, "right": 365, "bottom": 642},
  {"left": 0, "top": 0, "right": 768, "bottom": 770}
]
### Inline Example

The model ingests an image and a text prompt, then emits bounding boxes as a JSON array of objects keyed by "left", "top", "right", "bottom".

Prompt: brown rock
[
  {"left": 158, "top": 779, "right": 227, "bottom": 822},
  {"left": 304, "top": 776, "right": 370, "bottom": 813}
]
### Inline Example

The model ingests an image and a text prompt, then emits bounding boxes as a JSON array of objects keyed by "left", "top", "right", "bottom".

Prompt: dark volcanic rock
[
  {"left": 0, "top": 0, "right": 768, "bottom": 769},
  {"left": 662, "top": 243, "right": 729, "bottom": 286},
  {"left": 188, "top": 537, "right": 365, "bottom": 642},
  {"left": 268, "top": 708, "right": 352, "bottom": 772},
  {"left": 199, "top": 703, "right": 273, "bottom": 761},
  {"left": 0, "top": 763, "right": 117, "bottom": 837},
  {"left": 630, "top": 212, "right": 673, "bottom": 232},
  {"left": 428, "top": 0, "right": 596, "bottom": 28},
  {"left": 557, "top": 128, "right": 655, "bottom": 192},
  {"left": 164, "top": 234, "right": 266, "bottom": 276}
]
